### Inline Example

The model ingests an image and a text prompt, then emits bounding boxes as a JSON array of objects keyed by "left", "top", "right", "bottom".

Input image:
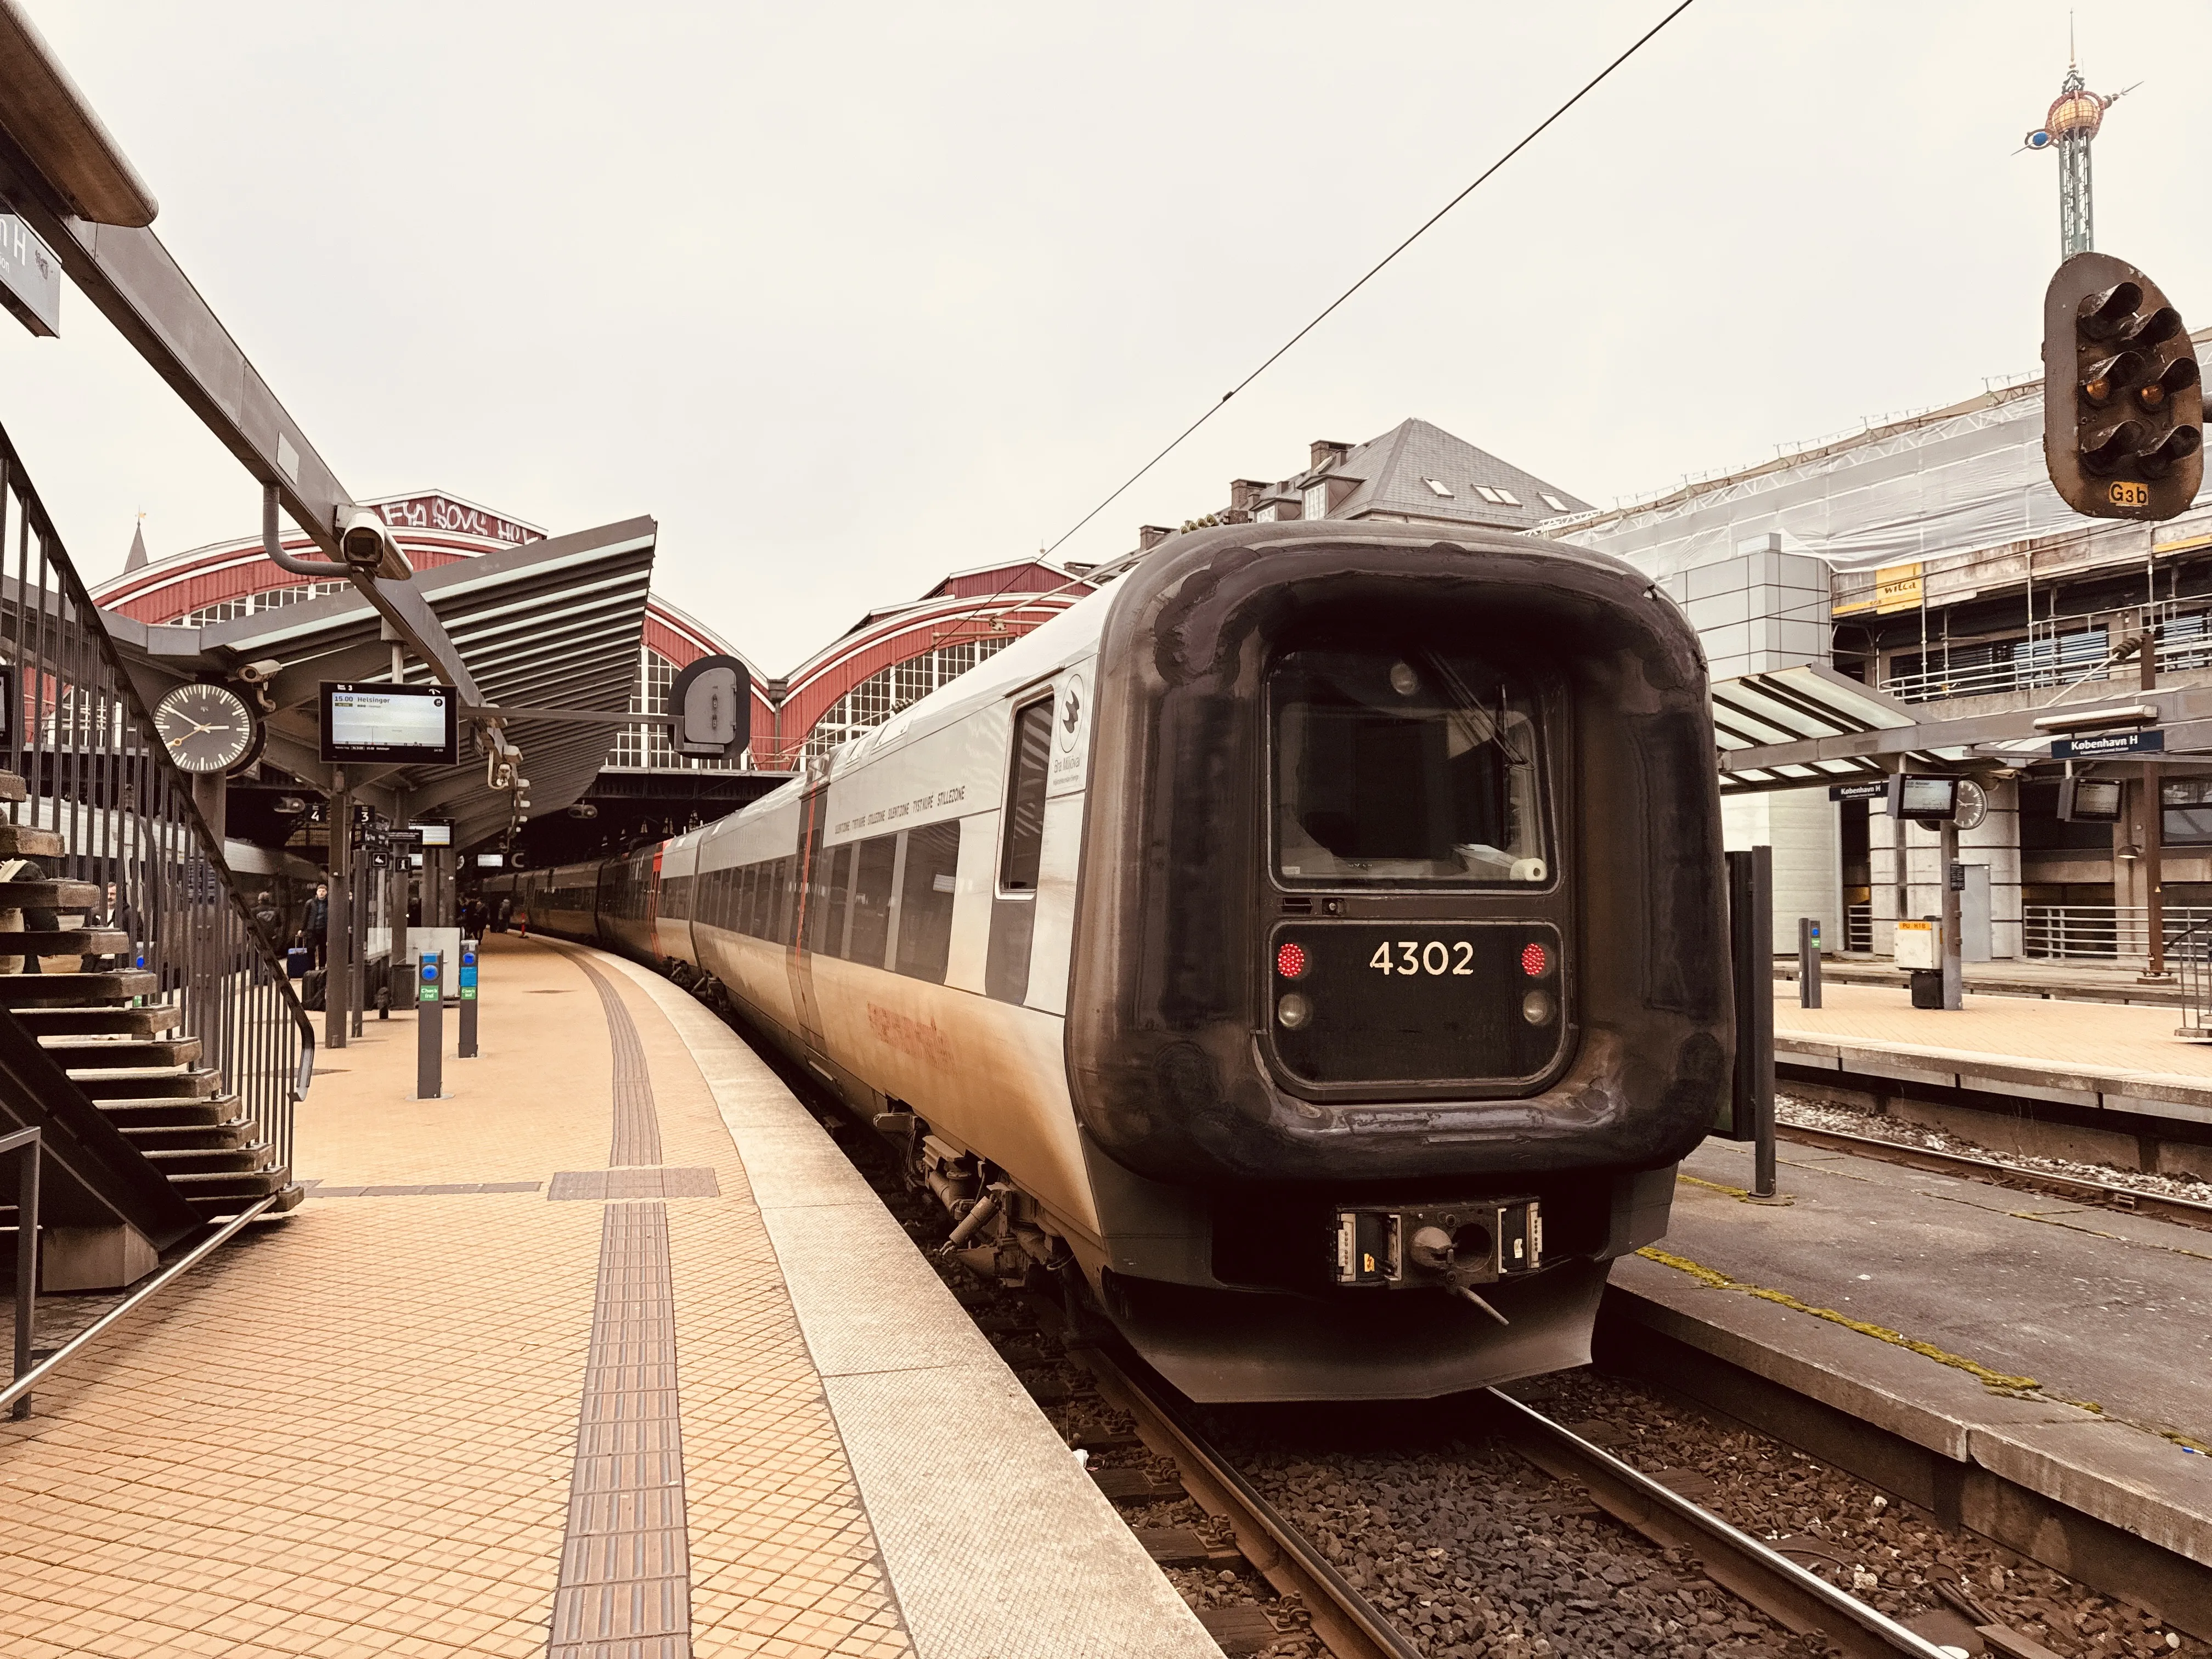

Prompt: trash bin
[{"left": 1909, "top": 968, "right": 1943, "bottom": 1009}]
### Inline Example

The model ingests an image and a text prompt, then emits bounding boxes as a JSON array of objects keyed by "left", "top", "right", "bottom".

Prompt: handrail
[
  {"left": 3, "top": 1122, "right": 37, "bottom": 1419},
  {"left": 0, "top": 433, "right": 318, "bottom": 1051}
]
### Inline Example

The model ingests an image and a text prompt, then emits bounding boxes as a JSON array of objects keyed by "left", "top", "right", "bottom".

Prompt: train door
[{"left": 785, "top": 780, "right": 832, "bottom": 1057}]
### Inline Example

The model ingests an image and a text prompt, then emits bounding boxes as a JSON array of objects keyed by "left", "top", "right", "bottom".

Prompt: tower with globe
[{"left": 2024, "top": 59, "right": 2130, "bottom": 259}]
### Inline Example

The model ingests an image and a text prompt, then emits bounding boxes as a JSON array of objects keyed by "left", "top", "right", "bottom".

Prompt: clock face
[{"left": 154, "top": 683, "right": 261, "bottom": 775}]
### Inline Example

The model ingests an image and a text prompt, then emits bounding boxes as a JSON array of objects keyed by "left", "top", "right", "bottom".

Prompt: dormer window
[
  {"left": 1422, "top": 477, "right": 1454, "bottom": 498},
  {"left": 1303, "top": 482, "right": 1329, "bottom": 520}
]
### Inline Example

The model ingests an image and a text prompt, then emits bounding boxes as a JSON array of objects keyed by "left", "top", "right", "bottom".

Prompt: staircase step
[
  {"left": 174, "top": 1164, "right": 294, "bottom": 1216},
  {"left": 0, "top": 929, "right": 131, "bottom": 955},
  {"left": 0, "top": 825, "right": 63, "bottom": 857},
  {"left": 39, "top": 1036, "right": 202, "bottom": 1068},
  {"left": 97, "top": 1094, "right": 242, "bottom": 1128},
  {"left": 83, "top": 1067, "right": 223, "bottom": 1101},
  {"left": 143, "top": 1141, "right": 274, "bottom": 1176},
  {"left": 0, "top": 969, "right": 157, "bottom": 1005},
  {"left": 12, "top": 1004, "right": 182, "bottom": 1035},
  {"left": 0, "top": 881, "right": 101, "bottom": 910},
  {"left": 116, "top": 1116, "right": 253, "bottom": 1151}
]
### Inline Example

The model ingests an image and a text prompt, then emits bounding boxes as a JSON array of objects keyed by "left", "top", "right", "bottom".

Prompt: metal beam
[
  {"left": 469, "top": 703, "right": 670, "bottom": 727},
  {"left": 0, "top": 154, "right": 479, "bottom": 700}
]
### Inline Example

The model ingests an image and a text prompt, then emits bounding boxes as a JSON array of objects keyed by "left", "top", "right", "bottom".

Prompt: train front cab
[{"left": 1065, "top": 523, "right": 1731, "bottom": 1401}]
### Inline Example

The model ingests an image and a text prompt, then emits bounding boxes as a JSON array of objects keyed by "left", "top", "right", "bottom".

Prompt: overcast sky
[{"left": 3, "top": 1, "right": 2207, "bottom": 673}]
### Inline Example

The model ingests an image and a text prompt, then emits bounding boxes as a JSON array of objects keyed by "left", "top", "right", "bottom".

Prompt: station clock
[{"left": 153, "top": 682, "right": 263, "bottom": 775}]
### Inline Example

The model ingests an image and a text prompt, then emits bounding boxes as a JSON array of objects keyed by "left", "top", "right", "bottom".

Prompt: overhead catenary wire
[
  {"left": 811, "top": 0, "right": 1702, "bottom": 774},
  {"left": 1040, "top": 0, "right": 1700, "bottom": 560},
  {"left": 927, "top": 0, "right": 1701, "bottom": 654}
]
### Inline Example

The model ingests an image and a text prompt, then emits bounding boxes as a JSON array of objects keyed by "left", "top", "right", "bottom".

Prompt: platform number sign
[{"left": 2042, "top": 251, "right": 2204, "bottom": 521}]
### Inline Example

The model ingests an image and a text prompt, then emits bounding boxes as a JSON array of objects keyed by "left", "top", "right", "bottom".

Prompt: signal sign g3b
[{"left": 2044, "top": 251, "right": 2203, "bottom": 521}]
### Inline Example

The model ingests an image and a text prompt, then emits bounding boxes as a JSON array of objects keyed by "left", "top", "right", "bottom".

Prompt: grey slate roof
[{"left": 1301, "top": 417, "right": 1589, "bottom": 529}]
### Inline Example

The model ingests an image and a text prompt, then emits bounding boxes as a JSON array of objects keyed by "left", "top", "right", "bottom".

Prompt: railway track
[
  {"left": 1070, "top": 1334, "right": 1957, "bottom": 1659},
  {"left": 1775, "top": 1119, "right": 2212, "bottom": 1232}
]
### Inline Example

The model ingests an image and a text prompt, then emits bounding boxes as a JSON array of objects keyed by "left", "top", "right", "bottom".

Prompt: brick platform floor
[
  {"left": 0, "top": 935, "right": 912, "bottom": 1659},
  {"left": 1773, "top": 980, "right": 2212, "bottom": 1078}
]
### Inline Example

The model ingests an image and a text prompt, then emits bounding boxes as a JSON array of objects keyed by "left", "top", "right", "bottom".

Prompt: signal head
[{"left": 2045, "top": 252, "right": 2203, "bottom": 520}]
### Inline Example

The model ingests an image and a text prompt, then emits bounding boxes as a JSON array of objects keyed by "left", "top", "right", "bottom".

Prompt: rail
[
  {"left": 1073, "top": 1330, "right": 1953, "bottom": 1659},
  {"left": 0, "top": 421, "right": 313, "bottom": 1182},
  {"left": 2023, "top": 905, "right": 2212, "bottom": 961},
  {"left": 1775, "top": 1119, "right": 2212, "bottom": 1232}
]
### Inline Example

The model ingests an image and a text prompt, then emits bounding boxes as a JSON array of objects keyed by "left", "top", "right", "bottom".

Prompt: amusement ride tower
[{"left": 2024, "top": 53, "right": 2131, "bottom": 258}]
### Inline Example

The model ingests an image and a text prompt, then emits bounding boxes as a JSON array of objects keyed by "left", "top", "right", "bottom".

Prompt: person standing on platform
[
  {"left": 250, "top": 889, "right": 280, "bottom": 938},
  {"left": 302, "top": 881, "right": 329, "bottom": 968}
]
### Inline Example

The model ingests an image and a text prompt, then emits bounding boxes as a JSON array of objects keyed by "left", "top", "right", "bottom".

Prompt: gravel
[{"left": 1776, "top": 1091, "right": 2212, "bottom": 1207}]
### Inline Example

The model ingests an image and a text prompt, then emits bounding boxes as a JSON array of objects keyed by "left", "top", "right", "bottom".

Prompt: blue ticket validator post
[
  {"left": 458, "top": 943, "right": 479, "bottom": 1059},
  {"left": 417, "top": 951, "right": 443, "bottom": 1099}
]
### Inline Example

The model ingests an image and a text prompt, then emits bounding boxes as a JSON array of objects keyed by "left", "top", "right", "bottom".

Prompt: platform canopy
[
  {"left": 1714, "top": 663, "right": 1950, "bottom": 793},
  {"left": 103, "top": 515, "right": 657, "bottom": 848}
]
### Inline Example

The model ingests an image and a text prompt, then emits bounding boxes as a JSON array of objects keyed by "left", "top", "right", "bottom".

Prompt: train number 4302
[{"left": 1369, "top": 940, "right": 1476, "bottom": 976}]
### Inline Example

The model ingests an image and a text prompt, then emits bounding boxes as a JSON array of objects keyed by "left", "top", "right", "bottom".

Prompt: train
[{"left": 483, "top": 518, "right": 1731, "bottom": 1402}]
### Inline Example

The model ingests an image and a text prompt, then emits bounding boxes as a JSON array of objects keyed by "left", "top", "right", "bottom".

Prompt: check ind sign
[{"left": 2051, "top": 729, "right": 2163, "bottom": 759}]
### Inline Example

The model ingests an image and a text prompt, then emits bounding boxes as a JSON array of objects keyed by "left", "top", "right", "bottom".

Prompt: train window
[
  {"left": 848, "top": 835, "right": 896, "bottom": 966},
  {"left": 804, "top": 845, "right": 840, "bottom": 955},
  {"left": 737, "top": 862, "right": 757, "bottom": 936},
  {"left": 819, "top": 842, "right": 854, "bottom": 956},
  {"left": 998, "top": 697, "right": 1053, "bottom": 893},
  {"left": 896, "top": 821, "right": 961, "bottom": 983},
  {"left": 1272, "top": 648, "right": 1547, "bottom": 886}
]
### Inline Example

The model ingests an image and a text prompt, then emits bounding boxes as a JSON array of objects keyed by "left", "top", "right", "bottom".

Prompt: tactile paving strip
[
  {"left": 548, "top": 1201, "right": 692, "bottom": 1659},
  {"left": 548, "top": 952, "right": 695, "bottom": 1657},
  {"left": 549, "top": 1167, "right": 722, "bottom": 1201},
  {"left": 575, "top": 951, "right": 664, "bottom": 1169}
]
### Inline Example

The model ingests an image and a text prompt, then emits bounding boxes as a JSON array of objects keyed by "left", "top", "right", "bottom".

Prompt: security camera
[
  {"left": 236, "top": 659, "right": 283, "bottom": 684},
  {"left": 567, "top": 803, "right": 598, "bottom": 819},
  {"left": 335, "top": 507, "right": 413, "bottom": 580}
]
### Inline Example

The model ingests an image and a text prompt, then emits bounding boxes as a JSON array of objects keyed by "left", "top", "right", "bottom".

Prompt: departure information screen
[{"left": 319, "top": 682, "right": 459, "bottom": 765}]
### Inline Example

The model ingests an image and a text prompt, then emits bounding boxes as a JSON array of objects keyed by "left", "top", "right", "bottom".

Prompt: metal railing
[
  {"left": 1879, "top": 617, "right": 2212, "bottom": 705},
  {"left": 2174, "top": 922, "right": 2212, "bottom": 1039},
  {"left": 2021, "top": 905, "right": 2212, "bottom": 961},
  {"left": 1843, "top": 903, "right": 1872, "bottom": 954},
  {"left": 3, "top": 1124, "right": 35, "bottom": 1419},
  {"left": 0, "top": 422, "right": 312, "bottom": 1182}
]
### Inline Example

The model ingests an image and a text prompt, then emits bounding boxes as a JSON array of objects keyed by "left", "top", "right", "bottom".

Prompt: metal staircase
[{"left": 0, "top": 420, "right": 312, "bottom": 1290}]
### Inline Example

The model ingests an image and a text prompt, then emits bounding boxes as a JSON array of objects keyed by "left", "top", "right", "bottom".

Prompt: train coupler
[{"left": 1330, "top": 1197, "right": 1543, "bottom": 1289}]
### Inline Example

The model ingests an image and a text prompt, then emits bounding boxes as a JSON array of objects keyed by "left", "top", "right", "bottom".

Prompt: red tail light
[
  {"left": 1276, "top": 941, "right": 1309, "bottom": 979},
  {"left": 1520, "top": 941, "right": 1550, "bottom": 978}
]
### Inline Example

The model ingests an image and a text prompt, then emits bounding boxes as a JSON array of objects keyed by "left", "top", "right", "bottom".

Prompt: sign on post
[
  {"left": 458, "top": 943, "right": 479, "bottom": 1059},
  {"left": 416, "top": 951, "right": 444, "bottom": 1099}
]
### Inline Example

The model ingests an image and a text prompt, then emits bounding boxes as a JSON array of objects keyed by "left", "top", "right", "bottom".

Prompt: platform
[
  {"left": 1610, "top": 1138, "right": 2212, "bottom": 1583},
  {"left": 1771, "top": 982, "right": 2212, "bottom": 1175},
  {"left": 0, "top": 935, "right": 1218, "bottom": 1659},
  {"left": 1780, "top": 957, "right": 2191, "bottom": 1008}
]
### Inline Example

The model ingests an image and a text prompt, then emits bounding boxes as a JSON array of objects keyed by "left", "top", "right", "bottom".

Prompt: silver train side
[{"left": 485, "top": 522, "right": 1730, "bottom": 1402}]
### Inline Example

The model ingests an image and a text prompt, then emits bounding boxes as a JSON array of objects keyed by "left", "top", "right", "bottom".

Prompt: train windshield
[{"left": 1272, "top": 648, "right": 1546, "bottom": 886}]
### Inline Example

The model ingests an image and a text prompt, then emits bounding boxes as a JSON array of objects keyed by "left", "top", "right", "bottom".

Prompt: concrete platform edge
[
  {"left": 583, "top": 947, "right": 1224, "bottom": 1659},
  {"left": 1604, "top": 1253, "right": 2212, "bottom": 1573}
]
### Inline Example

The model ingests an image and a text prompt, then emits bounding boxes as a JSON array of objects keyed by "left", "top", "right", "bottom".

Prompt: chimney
[
  {"left": 1138, "top": 525, "right": 1175, "bottom": 552},
  {"left": 1308, "top": 439, "right": 1352, "bottom": 472},
  {"left": 1228, "top": 478, "right": 1267, "bottom": 513}
]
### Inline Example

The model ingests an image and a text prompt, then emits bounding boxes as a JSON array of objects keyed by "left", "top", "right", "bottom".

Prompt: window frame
[{"left": 997, "top": 693, "right": 1056, "bottom": 897}]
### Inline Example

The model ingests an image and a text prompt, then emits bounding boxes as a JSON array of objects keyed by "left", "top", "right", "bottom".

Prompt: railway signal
[{"left": 2042, "top": 251, "right": 2203, "bottom": 521}]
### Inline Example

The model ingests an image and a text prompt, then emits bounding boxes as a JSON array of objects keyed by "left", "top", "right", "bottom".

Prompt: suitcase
[
  {"left": 286, "top": 946, "right": 311, "bottom": 979},
  {"left": 301, "top": 967, "right": 327, "bottom": 1011}
]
